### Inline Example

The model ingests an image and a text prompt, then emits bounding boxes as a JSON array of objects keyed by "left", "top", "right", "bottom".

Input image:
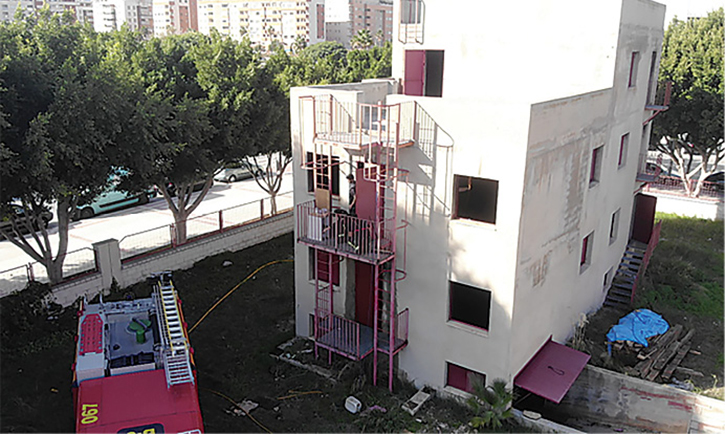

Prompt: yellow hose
[{"left": 189, "top": 259, "right": 293, "bottom": 333}]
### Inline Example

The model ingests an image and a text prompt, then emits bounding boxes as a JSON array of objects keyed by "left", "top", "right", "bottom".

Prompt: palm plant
[{"left": 467, "top": 378, "right": 514, "bottom": 430}]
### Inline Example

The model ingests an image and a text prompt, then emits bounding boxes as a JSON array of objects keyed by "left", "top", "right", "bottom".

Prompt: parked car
[
  {"left": 645, "top": 162, "right": 677, "bottom": 177},
  {"left": 164, "top": 179, "right": 209, "bottom": 198},
  {"left": 703, "top": 171, "right": 724, "bottom": 191},
  {"left": 0, "top": 204, "right": 53, "bottom": 235},
  {"left": 73, "top": 179, "right": 157, "bottom": 220},
  {"left": 214, "top": 161, "right": 262, "bottom": 183}
]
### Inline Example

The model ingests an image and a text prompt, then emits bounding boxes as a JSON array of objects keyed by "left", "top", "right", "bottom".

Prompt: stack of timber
[{"left": 623, "top": 324, "right": 702, "bottom": 382}]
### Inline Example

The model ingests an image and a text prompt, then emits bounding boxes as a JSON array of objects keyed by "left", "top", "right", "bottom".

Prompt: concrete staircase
[{"left": 604, "top": 241, "right": 648, "bottom": 310}]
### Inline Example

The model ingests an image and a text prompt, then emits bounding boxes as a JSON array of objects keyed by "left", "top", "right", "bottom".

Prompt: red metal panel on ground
[
  {"left": 632, "top": 193, "right": 657, "bottom": 244},
  {"left": 79, "top": 314, "right": 103, "bottom": 355},
  {"left": 514, "top": 338, "right": 591, "bottom": 404},
  {"left": 75, "top": 369, "right": 203, "bottom": 433},
  {"left": 355, "top": 262, "right": 375, "bottom": 328},
  {"left": 404, "top": 50, "right": 425, "bottom": 96}
]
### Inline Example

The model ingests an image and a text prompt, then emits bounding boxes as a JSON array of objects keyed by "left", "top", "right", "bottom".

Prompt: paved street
[{"left": 0, "top": 172, "right": 293, "bottom": 284}]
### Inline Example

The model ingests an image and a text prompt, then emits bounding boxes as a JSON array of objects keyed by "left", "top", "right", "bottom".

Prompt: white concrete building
[
  {"left": 152, "top": 0, "right": 196, "bottom": 37},
  {"left": 1, "top": 0, "right": 94, "bottom": 25},
  {"left": 290, "top": 0, "right": 666, "bottom": 400},
  {"left": 196, "top": 0, "right": 325, "bottom": 51},
  {"left": 93, "top": 0, "right": 152, "bottom": 33},
  {"left": 325, "top": 0, "right": 392, "bottom": 48}
]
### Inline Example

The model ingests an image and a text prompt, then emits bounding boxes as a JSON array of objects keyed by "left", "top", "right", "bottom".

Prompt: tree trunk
[
  {"left": 270, "top": 192, "right": 278, "bottom": 215},
  {"left": 174, "top": 214, "right": 188, "bottom": 245}
]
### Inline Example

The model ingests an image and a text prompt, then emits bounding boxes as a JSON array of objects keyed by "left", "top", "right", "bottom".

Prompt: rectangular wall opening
[{"left": 453, "top": 175, "right": 498, "bottom": 224}]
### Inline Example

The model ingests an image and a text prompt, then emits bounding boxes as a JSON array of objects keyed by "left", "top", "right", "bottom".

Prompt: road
[{"left": 0, "top": 172, "right": 293, "bottom": 279}]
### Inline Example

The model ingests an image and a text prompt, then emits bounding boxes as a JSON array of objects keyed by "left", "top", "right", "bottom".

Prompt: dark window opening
[
  {"left": 446, "top": 362, "right": 486, "bottom": 393},
  {"left": 580, "top": 232, "right": 593, "bottom": 270},
  {"left": 646, "top": 51, "right": 658, "bottom": 103},
  {"left": 590, "top": 146, "right": 603, "bottom": 185},
  {"left": 449, "top": 281, "right": 491, "bottom": 330},
  {"left": 618, "top": 134, "right": 628, "bottom": 168},
  {"left": 453, "top": 175, "right": 498, "bottom": 224},
  {"left": 628, "top": 51, "right": 640, "bottom": 88},
  {"left": 306, "top": 152, "right": 340, "bottom": 195}
]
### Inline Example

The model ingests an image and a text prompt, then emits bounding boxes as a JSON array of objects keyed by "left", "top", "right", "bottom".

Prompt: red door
[
  {"left": 404, "top": 50, "right": 425, "bottom": 96},
  {"left": 355, "top": 167, "right": 377, "bottom": 220},
  {"left": 355, "top": 262, "right": 375, "bottom": 327},
  {"left": 631, "top": 193, "right": 657, "bottom": 243}
]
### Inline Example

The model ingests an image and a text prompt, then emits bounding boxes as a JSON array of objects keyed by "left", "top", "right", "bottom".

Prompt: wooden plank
[
  {"left": 642, "top": 326, "right": 683, "bottom": 380},
  {"left": 646, "top": 328, "right": 693, "bottom": 381},
  {"left": 662, "top": 342, "right": 691, "bottom": 380},
  {"left": 638, "top": 324, "right": 682, "bottom": 361},
  {"left": 674, "top": 366, "right": 704, "bottom": 377}
]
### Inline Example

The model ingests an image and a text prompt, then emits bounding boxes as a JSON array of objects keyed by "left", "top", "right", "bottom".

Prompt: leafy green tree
[
  {"left": 467, "top": 378, "right": 514, "bottom": 430},
  {"left": 292, "top": 35, "right": 307, "bottom": 54},
  {"left": 651, "top": 8, "right": 724, "bottom": 197},
  {"left": 345, "top": 41, "right": 392, "bottom": 82},
  {"left": 0, "top": 12, "right": 138, "bottom": 283},
  {"left": 350, "top": 29, "right": 373, "bottom": 50}
]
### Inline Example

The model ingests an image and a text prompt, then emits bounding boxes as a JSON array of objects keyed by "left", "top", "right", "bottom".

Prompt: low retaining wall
[
  {"left": 649, "top": 191, "right": 724, "bottom": 220},
  {"left": 549, "top": 365, "right": 725, "bottom": 433},
  {"left": 52, "top": 212, "right": 293, "bottom": 306}
]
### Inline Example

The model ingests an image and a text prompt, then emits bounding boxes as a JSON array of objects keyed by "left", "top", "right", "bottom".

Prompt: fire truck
[{"left": 72, "top": 272, "right": 203, "bottom": 433}]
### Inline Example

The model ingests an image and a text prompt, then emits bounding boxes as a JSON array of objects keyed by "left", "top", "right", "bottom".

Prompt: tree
[
  {"left": 241, "top": 46, "right": 292, "bottom": 214},
  {"left": 123, "top": 31, "right": 271, "bottom": 244},
  {"left": 0, "top": 12, "right": 139, "bottom": 283},
  {"left": 350, "top": 29, "right": 373, "bottom": 50},
  {"left": 651, "top": 8, "right": 724, "bottom": 197},
  {"left": 292, "top": 35, "right": 307, "bottom": 54},
  {"left": 467, "top": 378, "right": 514, "bottom": 430}
]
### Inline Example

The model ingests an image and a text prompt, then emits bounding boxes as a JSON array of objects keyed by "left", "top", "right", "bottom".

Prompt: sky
[{"left": 658, "top": 0, "right": 723, "bottom": 24}]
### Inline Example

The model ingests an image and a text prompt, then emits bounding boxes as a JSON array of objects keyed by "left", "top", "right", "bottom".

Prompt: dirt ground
[
  {"left": 0, "top": 234, "right": 522, "bottom": 433},
  {"left": 583, "top": 304, "right": 723, "bottom": 396}
]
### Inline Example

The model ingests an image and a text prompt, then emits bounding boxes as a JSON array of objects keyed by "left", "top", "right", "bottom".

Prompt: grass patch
[{"left": 636, "top": 213, "right": 724, "bottom": 319}]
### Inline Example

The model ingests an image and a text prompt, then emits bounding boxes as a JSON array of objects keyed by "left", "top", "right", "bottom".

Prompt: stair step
[
  {"left": 610, "top": 287, "right": 632, "bottom": 297},
  {"left": 606, "top": 293, "right": 631, "bottom": 304},
  {"left": 622, "top": 256, "right": 643, "bottom": 265},
  {"left": 625, "top": 249, "right": 645, "bottom": 258}
]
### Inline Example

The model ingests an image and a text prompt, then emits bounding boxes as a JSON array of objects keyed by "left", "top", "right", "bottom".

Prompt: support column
[{"left": 92, "top": 239, "right": 122, "bottom": 295}]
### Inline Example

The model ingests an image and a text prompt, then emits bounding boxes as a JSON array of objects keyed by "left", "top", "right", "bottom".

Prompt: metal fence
[
  {"left": 0, "top": 247, "right": 98, "bottom": 297},
  {"left": 0, "top": 191, "right": 293, "bottom": 296}
]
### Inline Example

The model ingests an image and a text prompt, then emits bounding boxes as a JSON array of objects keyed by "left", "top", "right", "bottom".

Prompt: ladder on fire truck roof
[{"left": 154, "top": 273, "right": 194, "bottom": 388}]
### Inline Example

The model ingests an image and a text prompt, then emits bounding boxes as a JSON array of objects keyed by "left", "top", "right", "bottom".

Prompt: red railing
[
  {"left": 296, "top": 200, "right": 394, "bottom": 262},
  {"left": 315, "top": 312, "right": 363, "bottom": 360},
  {"left": 630, "top": 220, "right": 662, "bottom": 304},
  {"left": 644, "top": 174, "right": 723, "bottom": 200}
]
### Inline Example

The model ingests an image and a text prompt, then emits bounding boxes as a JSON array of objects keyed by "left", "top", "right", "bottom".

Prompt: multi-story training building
[
  {"left": 1, "top": 0, "right": 94, "bottom": 25},
  {"left": 290, "top": 0, "right": 666, "bottom": 400},
  {"left": 152, "top": 0, "right": 197, "bottom": 37}
]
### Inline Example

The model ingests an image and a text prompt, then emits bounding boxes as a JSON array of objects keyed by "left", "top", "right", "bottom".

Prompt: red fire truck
[{"left": 72, "top": 272, "right": 203, "bottom": 433}]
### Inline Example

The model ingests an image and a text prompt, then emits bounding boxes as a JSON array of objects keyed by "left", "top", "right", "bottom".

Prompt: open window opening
[
  {"left": 453, "top": 175, "right": 498, "bottom": 224},
  {"left": 618, "top": 133, "right": 629, "bottom": 169},
  {"left": 589, "top": 146, "right": 604, "bottom": 186},
  {"left": 449, "top": 281, "right": 491, "bottom": 331},
  {"left": 628, "top": 51, "right": 640, "bottom": 88},
  {"left": 446, "top": 362, "right": 486, "bottom": 394},
  {"left": 309, "top": 248, "right": 340, "bottom": 285},
  {"left": 306, "top": 152, "right": 340, "bottom": 196},
  {"left": 580, "top": 232, "right": 594, "bottom": 272}
]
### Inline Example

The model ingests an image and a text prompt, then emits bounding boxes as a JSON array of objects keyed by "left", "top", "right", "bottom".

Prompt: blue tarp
[{"left": 606, "top": 309, "right": 669, "bottom": 347}]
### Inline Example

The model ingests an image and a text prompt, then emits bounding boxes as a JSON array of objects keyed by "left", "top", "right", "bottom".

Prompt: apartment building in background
[
  {"left": 152, "top": 0, "right": 197, "bottom": 37},
  {"left": 325, "top": 0, "right": 392, "bottom": 48},
  {"left": 1, "top": 0, "right": 93, "bottom": 25},
  {"left": 94, "top": 0, "right": 153, "bottom": 32},
  {"left": 196, "top": 0, "right": 324, "bottom": 51},
  {"left": 290, "top": 0, "right": 666, "bottom": 401}
]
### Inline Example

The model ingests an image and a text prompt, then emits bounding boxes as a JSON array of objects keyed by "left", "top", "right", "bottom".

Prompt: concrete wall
[
  {"left": 392, "top": 1, "right": 623, "bottom": 105},
  {"left": 649, "top": 191, "right": 725, "bottom": 220},
  {"left": 552, "top": 365, "right": 725, "bottom": 433},
  {"left": 51, "top": 212, "right": 293, "bottom": 306}
]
